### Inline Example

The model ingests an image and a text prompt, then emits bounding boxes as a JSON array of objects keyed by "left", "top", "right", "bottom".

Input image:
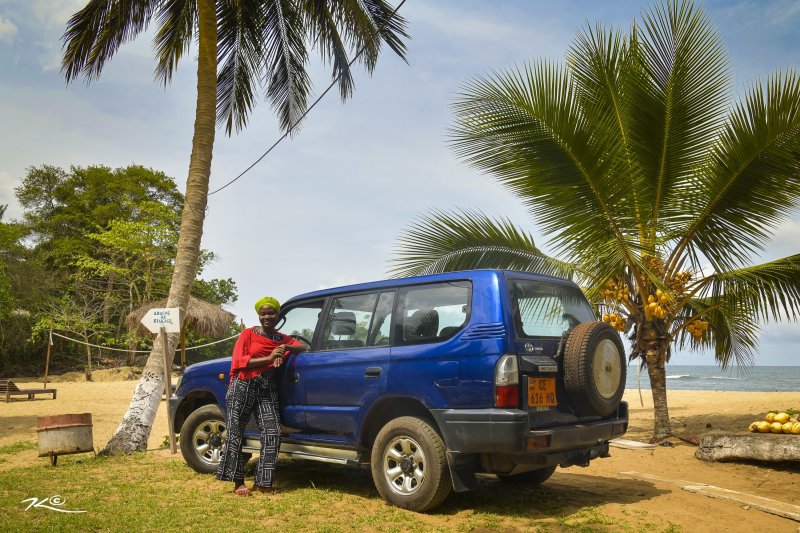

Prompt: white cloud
[
  {"left": 0, "top": 17, "right": 17, "bottom": 44},
  {"left": 27, "top": 0, "right": 85, "bottom": 29}
]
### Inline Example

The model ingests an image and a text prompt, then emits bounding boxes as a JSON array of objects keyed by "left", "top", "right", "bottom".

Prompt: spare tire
[{"left": 563, "top": 321, "right": 626, "bottom": 416}]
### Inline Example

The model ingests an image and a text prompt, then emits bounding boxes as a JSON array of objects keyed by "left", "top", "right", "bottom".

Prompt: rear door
[
  {"left": 297, "top": 291, "right": 395, "bottom": 446},
  {"left": 506, "top": 277, "right": 596, "bottom": 427}
]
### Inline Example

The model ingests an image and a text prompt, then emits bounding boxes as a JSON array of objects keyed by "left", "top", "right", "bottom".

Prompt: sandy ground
[{"left": 2, "top": 372, "right": 799, "bottom": 531}]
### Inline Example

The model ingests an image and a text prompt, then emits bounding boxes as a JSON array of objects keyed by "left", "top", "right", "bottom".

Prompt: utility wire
[
  {"left": 50, "top": 331, "right": 238, "bottom": 353},
  {"left": 208, "top": 0, "right": 407, "bottom": 196}
]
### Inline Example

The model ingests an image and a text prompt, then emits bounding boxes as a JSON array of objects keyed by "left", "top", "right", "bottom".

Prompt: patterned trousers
[{"left": 216, "top": 371, "right": 281, "bottom": 487}]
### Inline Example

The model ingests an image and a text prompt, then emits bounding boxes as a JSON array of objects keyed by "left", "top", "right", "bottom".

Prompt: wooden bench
[{"left": 1, "top": 380, "right": 57, "bottom": 402}]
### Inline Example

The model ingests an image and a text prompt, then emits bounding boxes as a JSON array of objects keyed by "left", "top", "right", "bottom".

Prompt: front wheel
[
  {"left": 370, "top": 416, "right": 452, "bottom": 512},
  {"left": 180, "top": 404, "right": 227, "bottom": 474}
]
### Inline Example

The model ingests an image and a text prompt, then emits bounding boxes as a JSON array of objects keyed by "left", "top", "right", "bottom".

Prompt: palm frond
[
  {"left": 216, "top": 0, "right": 267, "bottom": 134},
  {"left": 263, "top": 0, "right": 311, "bottom": 132},
  {"left": 701, "top": 254, "right": 800, "bottom": 323},
  {"left": 62, "top": 0, "right": 161, "bottom": 82},
  {"left": 449, "top": 63, "right": 640, "bottom": 273},
  {"left": 153, "top": 0, "right": 196, "bottom": 86},
  {"left": 303, "top": 0, "right": 355, "bottom": 100},
  {"left": 390, "top": 209, "right": 579, "bottom": 280},
  {"left": 568, "top": 23, "right": 647, "bottom": 241},
  {"left": 673, "top": 297, "right": 758, "bottom": 368},
  {"left": 669, "top": 71, "right": 800, "bottom": 271},
  {"left": 636, "top": 0, "right": 730, "bottom": 237}
]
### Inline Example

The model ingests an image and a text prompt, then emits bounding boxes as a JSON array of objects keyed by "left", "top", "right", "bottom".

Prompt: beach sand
[{"left": 2, "top": 372, "right": 799, "bottom": 531}]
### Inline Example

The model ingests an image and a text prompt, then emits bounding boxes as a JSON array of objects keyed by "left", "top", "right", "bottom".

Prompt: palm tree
[
  {"left": 62, "top": 0, "right": 407, "bottom": 454},
  {"left": 392, "top": 0, "right": 800, "bottom": 441}
]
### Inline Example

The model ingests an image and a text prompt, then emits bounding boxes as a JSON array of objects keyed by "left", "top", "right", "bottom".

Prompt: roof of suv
[{"left": 284, "top": 269, "right": 579, "bottom": 305}]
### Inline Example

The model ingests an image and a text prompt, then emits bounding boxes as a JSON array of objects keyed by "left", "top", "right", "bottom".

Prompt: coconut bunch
[{"left": 748, "top": 412, "right": 800, "bottom": 434}]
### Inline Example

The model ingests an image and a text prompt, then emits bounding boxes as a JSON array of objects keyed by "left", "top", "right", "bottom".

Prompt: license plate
[{"left": 528, "top": 377, "right": 557, "bottom": 407}]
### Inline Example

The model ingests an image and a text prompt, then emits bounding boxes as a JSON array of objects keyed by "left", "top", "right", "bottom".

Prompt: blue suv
[{"left": 169, "top": 269, "right": 628, "bottom": 511}]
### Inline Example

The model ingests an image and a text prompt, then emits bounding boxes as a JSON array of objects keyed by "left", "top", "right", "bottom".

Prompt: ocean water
[{"left": 624, "top": 364, "right": 800, "bottom": 392}]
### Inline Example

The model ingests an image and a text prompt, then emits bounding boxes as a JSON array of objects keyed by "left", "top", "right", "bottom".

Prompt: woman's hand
[{"left": 270, "top": 345, "right": 286, "bottom": 367}]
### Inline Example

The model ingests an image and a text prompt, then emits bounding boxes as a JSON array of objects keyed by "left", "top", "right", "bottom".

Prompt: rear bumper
[{"left": 430, "top": 401, "right": 628, "bottom": 456}]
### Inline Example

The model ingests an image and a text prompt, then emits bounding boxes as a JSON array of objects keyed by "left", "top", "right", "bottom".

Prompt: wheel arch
[
  {"left": 173, "top": 390, "right": 220, "bottom": 433},
  {"left": 359, "top": 396, "right": 439, "bottom": 450}
]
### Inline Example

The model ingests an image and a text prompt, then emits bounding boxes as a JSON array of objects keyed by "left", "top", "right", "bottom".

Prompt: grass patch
[
  {"left": 0, "top": 453, "right": 657, "bottom": 532},
  {"left": 0, "top": 441, "right": 37, "bottom": 454}
]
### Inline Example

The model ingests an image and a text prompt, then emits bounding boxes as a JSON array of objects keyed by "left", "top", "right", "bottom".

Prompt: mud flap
[{"left": 446, "top": 451, "right": 479, "bottom": 492}]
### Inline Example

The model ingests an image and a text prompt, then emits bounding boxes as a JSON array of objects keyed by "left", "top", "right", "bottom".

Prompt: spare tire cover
[{"left": 562, "top": 321, "right": 626, "bottom": 416}]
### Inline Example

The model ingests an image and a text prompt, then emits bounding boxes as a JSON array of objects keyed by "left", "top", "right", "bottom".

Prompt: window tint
[
  {"left": 508, "top": 279, "right": 594, "bottom": 338},
  {"left": 281, "top": 301, "right": 324, "bottom": 344},
  {"left": 322, "top": 293, "right": 378, "bottom": 350},
  {"left": 397, "top": 282, "right": 471, "bottom": 345}
]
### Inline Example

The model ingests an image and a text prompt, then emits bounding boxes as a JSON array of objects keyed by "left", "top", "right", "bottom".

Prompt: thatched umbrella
[{"left": 126, "top": 296, "right": 236, "bottom": 366}]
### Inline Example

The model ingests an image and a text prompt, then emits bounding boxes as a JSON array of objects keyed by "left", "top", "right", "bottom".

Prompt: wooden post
[
  {"left": 180, "top": 327, "right": 187, "bottom": 369},
  {"left": 43, "top": 329, "right": 53, "bottom": 388},
  {"left": 160, "top": 327, "right": 177, "bottom": 454}
]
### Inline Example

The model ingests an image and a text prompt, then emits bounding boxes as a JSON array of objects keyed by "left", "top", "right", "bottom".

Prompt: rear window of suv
[{"left": 508, "top": 279, "right": 594, "bottom": 338}]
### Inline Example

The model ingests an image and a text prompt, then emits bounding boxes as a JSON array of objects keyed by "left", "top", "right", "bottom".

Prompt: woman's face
[{"left": 258, "top": 304, "right": 279, "bottom": 331}]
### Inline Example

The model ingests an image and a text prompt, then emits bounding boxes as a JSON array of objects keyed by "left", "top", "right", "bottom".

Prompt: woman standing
[{"left": 217, "top": 296, "right": 308, "bottom": 496}]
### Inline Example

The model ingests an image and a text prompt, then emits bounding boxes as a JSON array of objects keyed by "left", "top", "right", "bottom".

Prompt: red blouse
[{"left": 229, "top": 327, "right": 300, "bottom": 382}]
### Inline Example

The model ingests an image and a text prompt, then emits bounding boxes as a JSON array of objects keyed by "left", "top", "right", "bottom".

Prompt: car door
[
  {"left": 297, "top": 291, "right": 395, "bottom": 446},
  {"left": 276, "top": 299, "right": 326, "bottom": 433}
]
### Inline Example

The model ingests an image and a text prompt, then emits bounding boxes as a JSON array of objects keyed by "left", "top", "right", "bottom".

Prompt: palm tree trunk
[
  {"left": 102, "top": 0, "right": 218, "bottom": 454},
  {"left": 640, "top": 324, "right": 672, "bottom": 441}
]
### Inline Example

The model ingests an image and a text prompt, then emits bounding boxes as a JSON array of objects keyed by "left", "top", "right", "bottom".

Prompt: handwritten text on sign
[{"left": 140, "top": 308, "right": 184, "bottom": 334}]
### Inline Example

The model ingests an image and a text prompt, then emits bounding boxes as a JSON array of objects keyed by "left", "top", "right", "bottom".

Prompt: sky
[{"left": 1, "top": 0, "right": 798, "bottom": 366}]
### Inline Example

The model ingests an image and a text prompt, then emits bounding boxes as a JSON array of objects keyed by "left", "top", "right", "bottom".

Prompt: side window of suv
[
  {"left": 397, "top": 281, "right": 471, "bottom": 345},
  {"left": 281, "top": 301, "right": 325, "bottom": 345},
  {"left": 321, "top": 293, "right": 378, "bottom": 350}
]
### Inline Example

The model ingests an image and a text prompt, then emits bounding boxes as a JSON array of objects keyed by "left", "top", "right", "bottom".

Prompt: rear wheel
[
  {"left": 370, "top": 416, "right": 452, "bottom": 512},
  {"left": 563, "top": 321, "right": 626, "bottom": 416},
  {"left": 497, "top": 465, "right": 556, "bottom": 485}
]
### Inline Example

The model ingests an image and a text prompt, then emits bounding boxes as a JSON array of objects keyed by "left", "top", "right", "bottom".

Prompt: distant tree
[
  {"left": 6, "top": 165, "right": 237, "bottom": 375},
  {"left": 62, "top": 0, "right": 409, "bottom": 455},
  {"left": 16, "top": 165, "right": 183, "bottom": 268},
  {"left": 393, "top": 1, "right": 800, "bottom": 441}
]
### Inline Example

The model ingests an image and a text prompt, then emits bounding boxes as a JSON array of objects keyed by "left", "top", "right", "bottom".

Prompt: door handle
[
  {"left": 365, "top": 367, "right": 382, "bottom": 378},
  {"left": 291, "top": 372, "right": 300, "bottom": 383}
]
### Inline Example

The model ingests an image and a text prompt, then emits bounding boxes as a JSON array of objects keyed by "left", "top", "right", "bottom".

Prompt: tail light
[{"left": 494, "top": 354, "right": 519, "bottom": 408}]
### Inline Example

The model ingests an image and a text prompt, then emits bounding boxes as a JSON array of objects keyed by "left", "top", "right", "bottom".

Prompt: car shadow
[{"left": 262, "top": 459, "right": 669, "bottom": 518}]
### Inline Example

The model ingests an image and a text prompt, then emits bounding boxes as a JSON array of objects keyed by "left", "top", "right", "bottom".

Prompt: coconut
[
  {"left": 770, "top": 422, "right": 784, "bottom": 433},
  {"left": 774, "top": 412, "right": 790, "bottom": 424},
  {"left": 765, "top": 412, "right": 776, "bottom": 423},
  {"left": 756, "top": 421, "right": 771, "bottom": 433}
]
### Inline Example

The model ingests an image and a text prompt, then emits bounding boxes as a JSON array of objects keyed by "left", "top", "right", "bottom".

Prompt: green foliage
[
  {"left": 16, "top": 165, "right": 183, "bottom": 268},
  {"left": 3, "top": 165, "right": 239, "bottom": 375},
  {"left": 393, "top": 0, "right": 800, "bottom": 369}
]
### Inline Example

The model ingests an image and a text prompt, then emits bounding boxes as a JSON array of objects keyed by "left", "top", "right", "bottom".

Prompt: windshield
[{"left": 508, "top": 279, "right": 595, "bottom": 338}]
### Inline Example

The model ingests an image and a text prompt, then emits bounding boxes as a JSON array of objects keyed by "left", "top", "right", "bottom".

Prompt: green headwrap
[{"left": 254, "top": 296, "right": 280, "bottom": 314}]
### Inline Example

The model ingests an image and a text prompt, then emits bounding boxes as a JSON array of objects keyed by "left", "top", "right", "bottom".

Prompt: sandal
[
  {"left": 233, "top": 485, "right": 251, "bottom": 496},
  {"left": 252, "top": 485, "right": 278, "bottom": 494}
]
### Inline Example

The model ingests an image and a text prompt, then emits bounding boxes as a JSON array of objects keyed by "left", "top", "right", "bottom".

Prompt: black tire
[
  {"left": 180, "top": 404, "right": 227, "bottom": 474},
  {"left": 497, "top": 465, "right": 556, "bottom": 485},
  {"left": 563, "top": 321, "right": 626, "bottom": 416},
  {"left": 370, "top": 416, "right": 452, "bottom": 512}
]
